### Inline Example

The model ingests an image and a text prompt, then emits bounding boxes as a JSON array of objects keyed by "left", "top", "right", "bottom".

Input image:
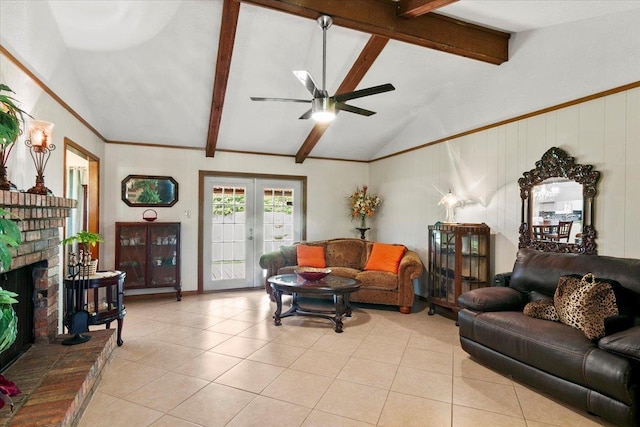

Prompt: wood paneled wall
[{"left": 370, "top": 86, "right": 640, "bottom": 295}]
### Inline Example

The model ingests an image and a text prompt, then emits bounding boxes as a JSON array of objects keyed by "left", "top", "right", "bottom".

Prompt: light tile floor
[{"left": 79, "top": 290, "right": 611, "bottom": 427}]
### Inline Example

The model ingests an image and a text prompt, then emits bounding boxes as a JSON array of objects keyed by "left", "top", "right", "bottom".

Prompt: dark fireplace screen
[{"left": 0, "top": 265, "right": 36, "bottom": 371}]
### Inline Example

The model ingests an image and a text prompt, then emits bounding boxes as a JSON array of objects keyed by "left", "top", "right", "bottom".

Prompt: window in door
[{"left": 200, "top": 173, "right": 305, "bottom": 292}]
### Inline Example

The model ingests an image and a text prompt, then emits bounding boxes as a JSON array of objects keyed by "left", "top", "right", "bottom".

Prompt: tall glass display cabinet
[
  {"left": 427, "top": 222, "right": 490, "bottom": 316},
  {"left": 115, "top": 222, "right": 182, "bottom": 300}
]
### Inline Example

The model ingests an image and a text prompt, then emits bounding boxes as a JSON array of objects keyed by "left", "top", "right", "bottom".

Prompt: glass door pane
[
  {"left": 262, "top": 187, "right": 295, "bottom": 253},
  {"left": 203, "top": 177, "right": 254, "bottom": 291},
  {"left": 202, "top": 176, "right": 303, "bottom": 291},
  {"left": 211, "top": 185, "right": 246, "bottom": 281}
]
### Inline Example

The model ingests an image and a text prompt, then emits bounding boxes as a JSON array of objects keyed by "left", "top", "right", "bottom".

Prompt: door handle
[{"left": 248, "top": 227, "right": 253, "bottom": 240}]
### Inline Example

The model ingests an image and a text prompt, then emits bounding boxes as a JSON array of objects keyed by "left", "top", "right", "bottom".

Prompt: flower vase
[{"left": 356, "top": 216, "right": 370, "bottom": 240}]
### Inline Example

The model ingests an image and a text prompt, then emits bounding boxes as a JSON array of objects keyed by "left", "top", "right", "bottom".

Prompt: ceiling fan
[{"left": 250, "top": 15, "right": 395, "bottom": 123}]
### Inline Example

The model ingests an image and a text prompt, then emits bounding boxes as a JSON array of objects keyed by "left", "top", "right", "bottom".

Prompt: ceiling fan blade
[
  {"left": 250, "top": 97, "right": 310, "bottom": 103},
  {"left": 333, "top": 83, "right": 395, "bottom": 103},
  {"left": 335, "top": 103, "right": 376, "bottom": 116},
  {"left": 298, "top": 109, "right": 313, "bottom": 120},
  {"left": 293, "top": 70, "right": 321, "bottom": 98}
]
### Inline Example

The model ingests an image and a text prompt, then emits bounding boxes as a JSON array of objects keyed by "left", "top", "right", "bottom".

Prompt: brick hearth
[{"left": 0, "top": 330, "right": 115, "bottom": 427}]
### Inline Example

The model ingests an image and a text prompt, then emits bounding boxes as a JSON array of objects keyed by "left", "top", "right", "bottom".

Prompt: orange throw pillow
[
  {"left": 365, "top": 243, "right": 406, "bottom": 274},
  {"left": 296, "top": 245, "right": 326, "bottom": 268}
]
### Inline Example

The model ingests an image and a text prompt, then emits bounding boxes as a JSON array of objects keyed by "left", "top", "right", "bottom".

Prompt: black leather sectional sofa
[{"left": 457, "top": 248, "right": 640, "bottom": 426}]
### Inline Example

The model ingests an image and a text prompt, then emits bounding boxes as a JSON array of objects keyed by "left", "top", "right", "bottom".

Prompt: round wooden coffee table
[{"left": 268, "top": 274, "right": 361, "bottom": 333}]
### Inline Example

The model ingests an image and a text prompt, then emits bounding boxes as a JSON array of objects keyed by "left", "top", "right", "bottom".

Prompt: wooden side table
[{"left": 64, "top": 270, "right": 127, "bottom": 346}]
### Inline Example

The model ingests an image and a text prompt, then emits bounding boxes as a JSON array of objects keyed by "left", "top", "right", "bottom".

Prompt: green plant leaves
[
  {"left": 0, "top": 288, "right": 18, "bottom": 354},
  {"left": 0, "top": 304, "right": 18, "bottom": 355},
  {"left": 61, "top": 230, "right": 104, "bottom": 247},
  {"left": 0, "top": 84, "right": 31, "bottom": 148},
  {"left": 0, "top": 289, "right": 18, "bottom": 305},
  {"left": 0, "top": 209, "right": 22, "bottom": 272}
]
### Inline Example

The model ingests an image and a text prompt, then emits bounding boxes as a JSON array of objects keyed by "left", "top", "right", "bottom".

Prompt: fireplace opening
[{"left": 0, "top": 264, "right": 36, "bottom": 371}]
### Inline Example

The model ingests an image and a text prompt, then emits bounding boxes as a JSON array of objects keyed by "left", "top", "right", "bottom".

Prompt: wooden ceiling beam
[
  {"left": 397, "top": 0, "right": 459, "bottom": 18},
  {"left": 205, "top": 0, "right": 241, "bottom": 158},
  {"left": 241, "top": 0, "right": 509, "bottom": 65},
  {"left": 295, "top": 35, "right": 389, "bottom": 163}
]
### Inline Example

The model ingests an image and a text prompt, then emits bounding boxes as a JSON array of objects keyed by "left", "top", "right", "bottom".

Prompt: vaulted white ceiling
[{"left": 1, "top": 0, "right": 640, "bottom": 162}]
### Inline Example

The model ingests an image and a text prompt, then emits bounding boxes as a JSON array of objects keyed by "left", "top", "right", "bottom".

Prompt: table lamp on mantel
[{"left": 25, "top": 119, "right": 55, "bottom": 195}]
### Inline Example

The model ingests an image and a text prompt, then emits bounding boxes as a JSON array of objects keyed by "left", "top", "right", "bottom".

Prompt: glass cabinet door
[
  {"left": 115, "top": 222, "right": 181, "bottom": 293},
  {"left": 429, "top": 229, "right": 456, "bottom": 304},
  {"left": 116, "top": 224, "right": 147, "bottom": 288},
  {"left": 428, "top": 223, "right": 490, "bottom": 315},
  {"left": 460, "top": 232, "right": 488, "bottom": 294},
  {"left": 149, "top": 223, "right": 179, "bottom": 287}
]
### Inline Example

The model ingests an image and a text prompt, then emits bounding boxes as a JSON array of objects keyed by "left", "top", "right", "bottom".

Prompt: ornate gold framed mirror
[{"left": 518, "top": 147, "right": 600, "bottom": 254}]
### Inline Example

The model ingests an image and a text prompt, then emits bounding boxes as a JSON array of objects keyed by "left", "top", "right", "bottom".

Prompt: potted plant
[
  {"left": 0, "top": 207, "right": 22, "bottom": 410},
  {"left": 61, "top": 230, "right": 104, "bottom": 276},
  {"left": 0, "top": 84, "right": 31, "bottom": 191}
]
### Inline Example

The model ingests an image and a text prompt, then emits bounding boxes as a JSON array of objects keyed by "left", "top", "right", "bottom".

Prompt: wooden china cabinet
[
  {"left": 115, "top": 222, "right": 182, "bottom": 300},
  {"left": 427, "top": 222, "right": 490, "bottom": 316}
]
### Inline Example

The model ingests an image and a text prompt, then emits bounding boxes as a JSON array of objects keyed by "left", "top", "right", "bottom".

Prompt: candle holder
[
  {"left": 25, "top": 120, "right": 55, "bottom": 195},
  {"left": 0, "top": 141, "right": 18, "bottom": 191}
]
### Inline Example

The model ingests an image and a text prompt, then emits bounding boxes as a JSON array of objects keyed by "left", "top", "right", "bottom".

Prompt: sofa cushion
[
  {"left": 598, "top": 326, "right": 640, "bottom": 362},
  {"left": 329, "top": 267, "right": 360, "bottom": 279},
  {"left": 326, "top": 239, "right": 366, "bottom": 270},
  {"left": 364, "top": 243, "right": 406, "bottom": 274},
  {"left": 297, "top": 245, "right": 326, "bottom": 268},
  {"left": 278, "top": 266, "right": 297, "bottom": 275},
  {"left": 458, "top": 287, "right": 527, "bottom": 312},
  {"left": 509, "top": 249, "right": 640, "bottom": 320},
  {"left": 554, "top": 273, "right": 629, "bottom": 340},
  {"left": 279, "top": 245, "right": 297, "bottom": 266},
  {"left": 458, "top": 310, "right": 635, "bottom": 405},
  {"left": 355, "top": 270, "right": 398, "bottom": 290}
]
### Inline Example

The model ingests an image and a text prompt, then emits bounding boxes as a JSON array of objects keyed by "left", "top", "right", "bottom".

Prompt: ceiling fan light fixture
[
  {"left": 250, "top": 13, "right": 393, "bottom": 122},
  {"left": 311, "top": 97, "right": 335, "bottom": 122}
]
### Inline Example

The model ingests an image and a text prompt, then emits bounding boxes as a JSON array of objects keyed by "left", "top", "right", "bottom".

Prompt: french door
[{"left": 202, "top": 175, "right": 303, "bottom": 291}]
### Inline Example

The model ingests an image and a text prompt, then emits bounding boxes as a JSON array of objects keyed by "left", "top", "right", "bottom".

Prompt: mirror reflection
[
  {"left": 518, "top": 146, "right": 600, "bottom": 255},
  {"left": 121, "top": 175, "right": 178, "bottom": 207},
  {"left": 531, "top": 179, "right": 583, "bottom": 244}
]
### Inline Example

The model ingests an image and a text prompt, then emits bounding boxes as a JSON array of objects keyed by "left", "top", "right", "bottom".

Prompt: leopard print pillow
[
  {"left": 554, "top": 273, "right": 619, "bottom": 341},
  {"left": 523, "top": 299, "right": 559, "bottom": 322}
]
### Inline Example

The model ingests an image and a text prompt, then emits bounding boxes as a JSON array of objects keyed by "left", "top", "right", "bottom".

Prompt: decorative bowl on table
[{"left": 295, "top": 267, "right": 331, "bottom": 281}]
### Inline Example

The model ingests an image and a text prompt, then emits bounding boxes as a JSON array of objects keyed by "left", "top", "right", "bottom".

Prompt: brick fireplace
[
  {"left": 0, "top": 190, "right": 117, "bottom": 426},
  {"left": 1, "top": 189, "right": 76, "bottom": 343}
]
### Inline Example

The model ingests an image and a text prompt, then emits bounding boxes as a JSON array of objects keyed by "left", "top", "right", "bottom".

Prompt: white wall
[
  {"left": 103, "top": 144, "right": 369, "bottom": 293},
  {"left": 371, "top": 86, "right": 640, "bottom": 296},
  {"left": 1, "top": 51, "right": 106, "bottom": 331},
  {"left": 1, "top": 53, "right": 105, "bottom": 196}
]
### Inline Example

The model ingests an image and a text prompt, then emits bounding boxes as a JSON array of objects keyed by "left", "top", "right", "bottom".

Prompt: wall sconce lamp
[
  {"left": 25, "top": 120, "right": 55, "bottom": 195},
  {"left": 438, "top": 190, "right": 460, "bottom": 223}
]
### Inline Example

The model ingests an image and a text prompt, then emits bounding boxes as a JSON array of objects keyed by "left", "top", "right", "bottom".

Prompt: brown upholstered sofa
[
  {"left": 258, "top": 238, "right": 423, "bottom": 313},
  {"left": 458, "top": 248, "right": 640, "bottom": 427}
]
